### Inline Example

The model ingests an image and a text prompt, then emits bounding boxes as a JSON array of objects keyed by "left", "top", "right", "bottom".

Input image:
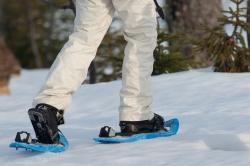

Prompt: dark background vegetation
[{"left": 1, "top": 0, "right": 250, "bottom": 85}]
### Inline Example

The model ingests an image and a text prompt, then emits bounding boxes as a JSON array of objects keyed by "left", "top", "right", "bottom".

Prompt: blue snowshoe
[
  {"left": 94, "top": 114, "right": 179, "bottom": 143},
  {"left": 10, "top": 104, "right": 68, "bottom": 153},
  {"left": 9, "top": 131, "right": 69, "bottom": 153}
]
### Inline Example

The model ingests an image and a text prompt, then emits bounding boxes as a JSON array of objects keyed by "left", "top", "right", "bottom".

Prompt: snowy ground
[{"left": 0, "top": 68, "right": 250, "bottom": 166}]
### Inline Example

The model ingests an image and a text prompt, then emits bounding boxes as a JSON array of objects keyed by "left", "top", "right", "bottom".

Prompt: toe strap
[
  {"left": 15, "top": 131, "right": 33, "bottom": 144},
  {"left": 99, "top": 126, "right": 116, "bottom": 137}
]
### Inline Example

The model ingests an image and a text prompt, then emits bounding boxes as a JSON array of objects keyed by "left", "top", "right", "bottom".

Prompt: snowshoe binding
[
  {"left": 99, "top": 114, "right": 166, "bottom": 137},
  {"left": 94, "top": 114, "right": 179, "bottom": 143},
  {"left": 10, "top": 104, "right": 69, "bottom": 153},
  {"left": 28, "top": 103, "right": 64, "bottom": 144}
]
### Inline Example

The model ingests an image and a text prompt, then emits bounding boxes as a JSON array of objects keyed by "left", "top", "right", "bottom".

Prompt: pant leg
[
  {"left": 33, "top": 0, "right": 114, "bottom": 110},
  {"left": 112, "top": 0, "right": 158, "bottom": 121}
]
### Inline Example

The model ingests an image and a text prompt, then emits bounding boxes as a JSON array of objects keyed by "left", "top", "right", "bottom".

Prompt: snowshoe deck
[
  {"left": 94, "top": 118, "right": 179, "bottom": 143},
  {"left": 9, "top": 132, "right": 69, "bottom": 153}
]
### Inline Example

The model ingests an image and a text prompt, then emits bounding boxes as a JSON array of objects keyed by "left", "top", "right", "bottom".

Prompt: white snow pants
[{"left": 33, "top": 0, "right": 157, "bottom": 121}]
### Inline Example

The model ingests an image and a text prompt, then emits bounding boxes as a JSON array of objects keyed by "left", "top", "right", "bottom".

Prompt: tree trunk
[
  {"left": 43, "top": 3, "right": 56, "bottom": 67},
  {"left": 26, "top": 1, "right": 43, "bottom": 68},
  {"left": 0, "top": 0, "right": 4, "bottom": 37},
  {"left": 166, "top": 0, "right": 222, "bottom": 66},
  {"left": 247, "top": 0, "right": 250, "bottom": 48}
]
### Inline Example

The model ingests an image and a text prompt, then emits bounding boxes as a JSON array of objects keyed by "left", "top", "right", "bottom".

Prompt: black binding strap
[
  {"left": 15, "top": 131, "right": 33, "bottom": 144},
  {"left": 99, "top": 126, "right": 116, "bottom": 137},
  {"left": 154, "top": 0, "right": 165, "bottom": 19}
]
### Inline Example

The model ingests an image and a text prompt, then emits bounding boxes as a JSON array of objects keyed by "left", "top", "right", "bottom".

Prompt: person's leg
[
  {"left": 112, "top": 0, "right": 157, "bottom": 121},
  {"left": 33, "top": 0, "right": 114, "bottom": 110}
]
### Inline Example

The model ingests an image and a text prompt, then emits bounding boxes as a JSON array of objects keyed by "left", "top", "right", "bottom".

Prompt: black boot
[
  {"left": 28, "top": 103, "right": 64, "bottom": 144},
  {"left": 99, "top": 114, "right": 165, "bottom": 137},
  {"left": 119, "top": 114, "right": 165, "bottom": 136}
]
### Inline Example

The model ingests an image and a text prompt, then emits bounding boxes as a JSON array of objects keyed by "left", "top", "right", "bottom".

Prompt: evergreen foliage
[
  {"left": 167, "top": 0, "right": 250, "bottom": 72},
  {"left": 153, "top": 31, "right": 197, "bottom": 75},
  {"left": 5, "top": 0, "right": 249, "bottom": 83},
  {"left": 196, "top": 0, "right": 250, "bottom": 72}
]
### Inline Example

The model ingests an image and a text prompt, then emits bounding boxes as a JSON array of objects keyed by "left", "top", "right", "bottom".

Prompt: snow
[{"left": 1, "top": 68, "right": 250, "bottom": 166}]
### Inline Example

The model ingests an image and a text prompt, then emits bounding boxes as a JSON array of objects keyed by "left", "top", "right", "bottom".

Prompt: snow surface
[{"left": 1, "top": 68, "right": 250, "bottom": 166}]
